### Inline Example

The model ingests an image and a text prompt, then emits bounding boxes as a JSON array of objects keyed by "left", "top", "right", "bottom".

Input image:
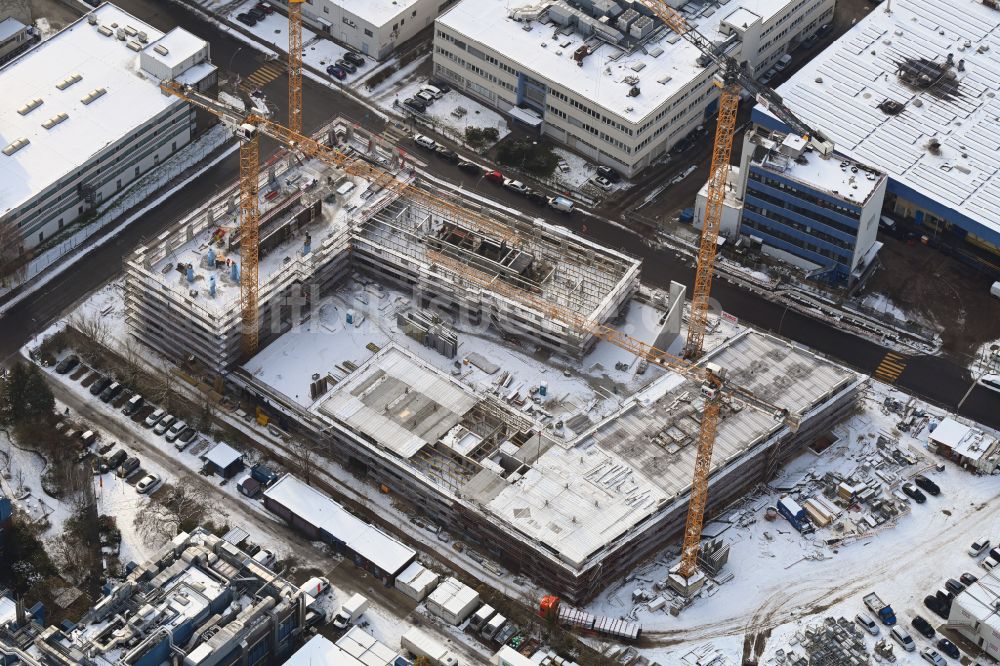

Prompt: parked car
[
  {"left": 855, "top": 614, "right": 879, "bottom": 636},
  {"left": 255, "top": 2, "right": 274, "bottom": 14},
  {"left": 774, "top": 53, "right": 793, "bottom": 71},
  {"left": 335, "top": 59, "right": 356, "bottom": 74},
  {"left": 343, "top": 52, "right": 365, "bottom": 67},
  {"left": 937, "top": 638, "right": 960, "bottom": 659},
  {"left": 457, "top": 161, "right": 480, "bottom": 175},
  {"left": 136, "top": 474, "right": 160, "bottom": 494},
  {"left": 983, "top": 555, "right": 1000, "bottom": 571},
  {"left": 55, "top": 355, "right": 79, "bottom": 374},
  {"left": 414, "top": 134, "right": 437, "bottom": 150},
  {"left": 235, "top": 12, "right": 257, "bottom": 26},
  {"left": 920, "top": 650, "right": 947, "bottom": 666},
  {"left": 247, "top": 7, "right": 266, "bottom": 21},
  {"left": 103, "top": 449, "right": 127, "bottom": 472},
  {"left": 816, "top": 22, "right": 833, "bottom": 37},
  {"left": 596, "top": 165, "right": 620, "bottom": 183},
  {"left": 890, "top": 626, "right": 916, "bottom": 652},
  {"left": 420, "top": 84, "right": 444, "bottom": 99},
  {"left": 527, "top": 190, "right": 548, "bottom": 205},
  {"left": 117, "top": 456, "right": 140, "bottom": 477},
  {"left": 924, "top": 595, "right": 947, "bottom": 619},
  {"left": 484, "top": 170, "right": 504, "bottom": 184},
  {"left": 300, "top": 576, "right": 330, "bottom": 597},
  {"left": 430, "top": 80, "right": 452, "bottom": 94},
  {"left": 89, "top": 376, "right": 112, "bottom": 396},
  {"left": 970, "top": 539, "right": 991, "bottom": 557},
  {"left": 122, "top": 394, "right": 144, "bottom": 416},
  {"left": 503, "top": 178, "right": 529, "bottom": 195},
  {"left": 403, "top": 97, "right": 427, "bottom": 112},
  {"left": 165, "top": 420, "right": 187, "bottom": 443},
  {"left": 99, "top": 381, "right": 122, "bottom": 403},
  {"left": 144, "top": 408, "right": 165, "bottom": 428},
  {"left": 911, "top": 615, "right": 935, "bottom": 639},
  {"left": 252, "top": 549, "right": 276, "bottom": 568},
  {"left": 326, "top": 65, "right": 346, "bottom": 80},
  {"left": 960, "top": 572, "right": 979, "bottom": 586},
  {"left": 945, "top": 578, "right": 965, "bottom": 595},
  {"left": 800, "top": 33, "right": 818, "bottom": 49},
  {"left": 590, "top": 175, "right": 614, "bottom": 191},
  {"left": 902, "top": 482, "right": 926, "bottom": 503},
  {"left": 175, "top": 428, "right": 196, "bottom": 451},
  {"left": 153, "top": 414, "right": 176, "bottom": 436},
  {"left": 80, "top": 430, "right": 98, "bottom": 447},
  {"left": 415, "top": 90, "right": 435, "bottom": 105},
  {"left": 433, "top": 145, "right": 459, "bottom": 162},
  {"left": 914, "top": 474, "right": 941, "bottom": 496}
]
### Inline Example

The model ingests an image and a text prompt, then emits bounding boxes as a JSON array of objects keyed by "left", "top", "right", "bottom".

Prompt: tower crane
[
  {"left": 637, "top": 0, "right": 833, "bottom": 360},
  {"left": 287, "top": 0, "right": 304, "bottom": 135},
  {"left": 161, "top": 76, "right": 799, "bottom": 593}
]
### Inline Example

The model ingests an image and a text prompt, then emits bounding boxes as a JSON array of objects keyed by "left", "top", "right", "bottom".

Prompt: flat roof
[
  {"left": 316, "top": 346, "right": 481, "bottom": 459},
  {"left": 203, "top": 442, "right": 242, "bottom": 469},
  {"left": 748, "top": 130, "right": 885, "bottom": 205},
  {"left": 765, "top": 0, "right": 1000, "bottom": 242},
  {"left": 929, "top": 417, "right": 971, "bottom": 448},
  {"left": 0, "top": 4, "right": 202, "bottom": 216},
  {"left": 283, "top": 635, "right": 367, "bottom": 666},
  {"left": 145, "top": 26, "right": 205, "bottom": 69},
  {"left": 336, "top": 0, "right": 422, "bottom": 27},
  {"left": 0, "top": 17, "right": 26, "bottom": 41},
  {"left": 264, "top": 474, "right": 416, "bottom": 575}
]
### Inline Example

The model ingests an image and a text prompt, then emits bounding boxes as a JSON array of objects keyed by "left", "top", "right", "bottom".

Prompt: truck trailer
[{"left": 776, "top": 497, "right": 815, "bottom": 534}]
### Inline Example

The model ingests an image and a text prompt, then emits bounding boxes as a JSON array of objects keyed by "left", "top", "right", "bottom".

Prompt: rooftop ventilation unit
[
  {"left": 87, "top": 14, "right": 98, "bottom": 25},
  {"left": 17, "top": 98, "right": 44, "bottom": 115},
  {"left": 98, "top": 25, "right": 113, "bottom": 37},
  {"left": 116, "top": 27, "right": 126, "bottom": 40},
  {"left": 154, "top": 44, "right": 169, "bottom": 56},
  {"left": 127, "top": 40, "right": 142, "bottom": 51},
  {"left": 42, "top": 113, "right": 69, "bottom": 129},
  {"left": 2, "top": 138, "right": 30, "bottom": 156},
  {"left": 630, "top": 15, "right": 654, "bottom": 39},
  {"left": 124, "top": 25, "right": 138, "bottom": 37},
  {"left": 81, "top": 87, "right": 107, "bottom": 104},
  {"left": 138, "top": 31, "right": 149, "bottom": 43},
  {"left": 56, "top": 73, "right": 83, "bottom": 90}
]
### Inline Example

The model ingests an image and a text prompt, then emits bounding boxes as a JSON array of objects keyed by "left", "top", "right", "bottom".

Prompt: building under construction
[
  {"left": 125, "top": 121, "right": 862, "bottom": 603},
  {"left": 124, "top": 120, "right": 640, "bottom": 373}
]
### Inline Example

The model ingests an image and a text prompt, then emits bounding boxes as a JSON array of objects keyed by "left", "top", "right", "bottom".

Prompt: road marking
[
  {"left": 242, "top": 62, "right": 285, "bottom": 89},
  {"left": 873, "top": 352, "right": 907, "bottom": 383}
]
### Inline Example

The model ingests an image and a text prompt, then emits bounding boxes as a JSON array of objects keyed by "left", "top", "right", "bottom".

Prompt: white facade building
[
  {"left": 293, "top": 0, "right": 456, "bottom": 59},
  {"left": 433, "top": 0, "right": 834, "bottom": 176},
  {"left": 0, "top": 3, "right": 214, "bottom": 254}
]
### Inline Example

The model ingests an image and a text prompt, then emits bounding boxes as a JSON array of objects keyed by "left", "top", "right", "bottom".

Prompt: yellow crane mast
[
  {"left": 287, "top": 0, "right": 304, "bottom": 135},
  {"left": 236, "top": 123, "right": 261, "bottom": 357}
]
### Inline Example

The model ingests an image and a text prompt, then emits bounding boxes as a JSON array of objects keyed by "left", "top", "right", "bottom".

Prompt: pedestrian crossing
[
  {"left": 873, "top": 351, "right": 907, "bottom": 383},
  {"left": 241, "top": 62, "right": 285, "bottom": 91}
]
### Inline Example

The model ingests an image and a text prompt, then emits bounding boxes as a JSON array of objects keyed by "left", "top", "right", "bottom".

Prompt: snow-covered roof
[
  {"left": 0, "top": 597, "right": 16, "bottom": 628},
  {"left": 396, "top": 561, "right": 440, "bottom": 591},
  {"left": 145, "top": 26, "right": 204, "bottom": 69},
  {"left": 336, "top": 0, "right": 422, "bottom": 27},
  {"left": 436, "top": 0, "right": 717, "bottom": 122},
  {"left": 316, "top": 345, "right": 480, "bottom": 459},
  {"left": 202, "top": 442, "right": 242, "bottom": 469},
  {"left": 426, "top": 576, "right": 479, "bottom": 616},
  {"left": 0, "top": 4, "right": 186, "bottom": 217},
  {"left": 763, "top": 0, "right": 1000, "bottom": 243},
  {"left": 263, "top": 474, "right": 416, "bottom": 575},
  {"left": 335, "top": 627, "right": 398, "bottom": 665},
  {"left": 929, "top": 417, "right": 972, "bottom": 449},
  {"left": 748, "top": 130, "right": 886, "bottom": 206},
  {"left": 0, "top": 17, "right": 26, "bottom": 41}
]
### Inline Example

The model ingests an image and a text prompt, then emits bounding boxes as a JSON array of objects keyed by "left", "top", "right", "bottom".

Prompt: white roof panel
[
  {"left": 0, "top": 17, "right": 26, "bottom": 41},
  {"left": 203, "top": 442, "right": 242, "bottom": 469},
  {"left": 930, "top": 417, "right": 972, "bottom": 449},
  {"left": 264, "top": 474, "right": 416, "bottom": 575}
]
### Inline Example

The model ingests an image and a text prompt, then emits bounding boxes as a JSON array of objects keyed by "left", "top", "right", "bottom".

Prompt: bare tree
[
  {"left": 119, "top": 337, "right": 146, "bottom": 388},
  {"left": 289, "top": 439, "right": 321, "bottom": 485},
  {"left": 133, "top": 483, "right": 210, "bottom": 545},
  {"left": 0, "top": 223, "right": 27, "bottom": 288},
  {"left": 69, "top": 310, "right": 110, "bottom": 343}
]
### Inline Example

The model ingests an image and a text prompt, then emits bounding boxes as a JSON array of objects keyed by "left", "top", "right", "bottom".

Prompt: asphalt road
[{"left": 3, "top": 0, "right": 997, "bottom": 430}]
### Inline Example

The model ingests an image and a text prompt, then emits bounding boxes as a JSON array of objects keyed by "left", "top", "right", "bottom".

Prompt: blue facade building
[{"left": 0, "top": 494, "right": 11, "bottom": 554}]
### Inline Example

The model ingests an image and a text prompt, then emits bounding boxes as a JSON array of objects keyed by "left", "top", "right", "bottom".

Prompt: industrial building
[
  {"left": 0, "top": 528, "right": 320, "bottom": 666},
  {"left": 0, "top": 3, "right": 214, "bottom": 254},
  {"left": 947, "top": 566, "right": 1000, "bottom": 660},
  {"left": 273, "top": 0, "right": 456, "bottom": 59},
  {"left": 124, "top": 122, "right": 640, "bottom": 372},
  {"left": 0, "top": 17, "right": 34, "bottom": 64},
  {"left": 432, "top": 0, "right": 834, "bottom": 176},
  {"left": 928, "top": 416, "right": 1000, "bottom": 474},
  {"left": 758, "top": 0, "right": 1000, "bottom": 275},
  {"left": 694, "top": 127, "right": 887, "bottom": 285}
]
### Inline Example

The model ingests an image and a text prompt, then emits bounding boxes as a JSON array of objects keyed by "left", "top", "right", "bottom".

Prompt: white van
[
  {"left": 420, "top": 84, "right": 443, "bottom": 99},
  {"left": 414, "top": 134, "right": 437, "bottom": 150},
  {"left": 891, "top": 626, "right": 915, "bottom": 651},
  {"left": 774, "top": 53, "right": 793, "bottom": 71}
]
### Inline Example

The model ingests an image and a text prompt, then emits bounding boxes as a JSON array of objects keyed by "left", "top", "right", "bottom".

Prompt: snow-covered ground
[
  {"left": 371, "top": 79, "right": 510, "bottom": 147},
  {"left": 550, "top": 147, "right": 597, "bottom": 190},
  {"left": 224, "top": 1, "right": 373, "bottom": 84},
  {"left": 584, "top": 381, "right": 1000, "bottom": 665},
  {"left": 969, "top": 337, "right": 1000, "bottom": 377}
]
